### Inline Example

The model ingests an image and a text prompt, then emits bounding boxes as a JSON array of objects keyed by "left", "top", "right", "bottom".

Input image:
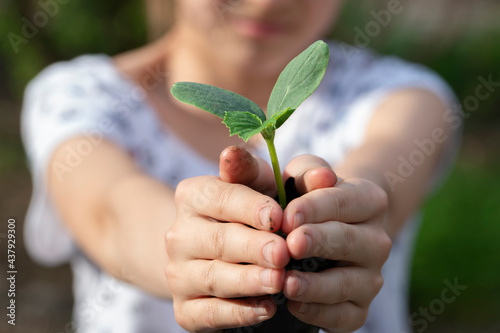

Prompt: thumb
[
  {"left": 283, "top": 154, "right": 338, "bottom": 195},
  {"left": 219, "top": 146, "right": 277, "bottom": 197}
]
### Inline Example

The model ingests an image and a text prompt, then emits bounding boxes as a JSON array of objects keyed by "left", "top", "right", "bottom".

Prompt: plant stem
[{"left": 265, "top": 137, "right": 287, "bottom": 209}]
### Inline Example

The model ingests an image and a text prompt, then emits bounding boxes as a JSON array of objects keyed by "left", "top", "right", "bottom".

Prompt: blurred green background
[{"left": 0, "top": 0, "right": 499, "bottom": 332}]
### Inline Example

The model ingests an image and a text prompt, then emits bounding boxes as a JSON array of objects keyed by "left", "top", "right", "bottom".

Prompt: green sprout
[{"left": 171, "top": 40, "right": 329, "bottom": 209}]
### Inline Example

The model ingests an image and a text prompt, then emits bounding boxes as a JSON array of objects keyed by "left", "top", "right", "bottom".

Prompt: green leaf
[
  {"left": 269, "top": 107, "right": 295, "bottom": 129},
  {"left": 171, "top": 82, "right": 267, "bottom": 122},
  {"left": 222, "top": 111, "right": 267, "bottom": 142},
  {"left": 266, "top": 40, "right": 329, "bottom": 119},
  {"left": 221, "top": 107, "right": 298, "bottom": 142},
  {"left": 169, "top": 40, "right": 330, "bottom": 212}
]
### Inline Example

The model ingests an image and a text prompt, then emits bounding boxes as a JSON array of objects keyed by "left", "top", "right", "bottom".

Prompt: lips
[{"left": 230, "top": 16, "right": 289, "bottom": 39}]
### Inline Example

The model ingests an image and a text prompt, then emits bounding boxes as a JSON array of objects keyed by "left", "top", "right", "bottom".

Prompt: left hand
[{"left": 280, "top": 155, "right": 392, "bottom": 332}]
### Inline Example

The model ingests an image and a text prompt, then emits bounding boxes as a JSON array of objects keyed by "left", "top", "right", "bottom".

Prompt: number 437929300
[{"left": 7, "top": 227, "right": 16, "bottom": 269}]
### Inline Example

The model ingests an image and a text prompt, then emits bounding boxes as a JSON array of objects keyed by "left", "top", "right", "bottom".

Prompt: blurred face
[{"left": 173, "top": 0, "right": 343, "bottom": 77}]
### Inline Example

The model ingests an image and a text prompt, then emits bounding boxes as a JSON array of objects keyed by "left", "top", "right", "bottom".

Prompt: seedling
[
  {"left": 171, "top": 40, "right": 329, "bottom": 332},
  {"left": 171, "top": 40, "right": 329, "bottom": 209}
]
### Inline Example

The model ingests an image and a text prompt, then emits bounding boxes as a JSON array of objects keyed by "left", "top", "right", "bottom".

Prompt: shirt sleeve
[
  {"left": 21, "top": 56, "right": 138, "bottom": 265},
  {"left": 343, "top": 55, "right": 462, "bottom": 193}
]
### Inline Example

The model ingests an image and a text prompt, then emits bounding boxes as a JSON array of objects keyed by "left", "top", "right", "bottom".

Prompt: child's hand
[
  {"left": 165, "top": 147, "right": 289, "bottom": 331},
  {"left": 281, "top": 155, "right": 392, "bottom": 332}
]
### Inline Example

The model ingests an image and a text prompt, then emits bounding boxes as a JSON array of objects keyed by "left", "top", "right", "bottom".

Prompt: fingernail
[
  {"left": 289, "top": 274, "right": 307, "bottom": 297},
  {"left": 293, "top": 212, "right": 304, "bottom": 229},
  {"left": 262, "top": 241, "right": 275, "bottom": 265},
  {"left": 252, "top": 300, "right": 273, "bottom": 318},
  {"left": 253, "top": 306, "right": 268, "bottom": 317},
  {"left": 260, "top": 206, "right": 273, "bottom": 230},
  {"left": 260, "top": 269, "right": 272, "bottom": 288}
]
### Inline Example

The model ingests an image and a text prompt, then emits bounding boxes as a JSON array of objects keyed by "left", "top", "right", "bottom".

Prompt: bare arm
[
  {"left": 48, "top": 138, "right": 175, "bottom": 297},
  {"left": 336, "top": 88, "right": 453, "bottom": 237}
]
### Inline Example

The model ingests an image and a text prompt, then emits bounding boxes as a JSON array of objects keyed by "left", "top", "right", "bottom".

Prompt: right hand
[{"left": 165, "top": 146, "right": 290, "bottom": 331}]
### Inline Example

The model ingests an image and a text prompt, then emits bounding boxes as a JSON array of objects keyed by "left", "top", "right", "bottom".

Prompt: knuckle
[
  {"left": 338, "top": 269, "right": 353, "bottom": 302},
  {"left": 339, "top": 223, "right": 356, "bottom": 259},
  {"left": 176, "top": 176, "right": 222, "bottom": 210},
  {"left": 235, "top": 269, "right": 249, "bottom": 294},
  {"left": 323, "top": 304, "right": 352, "bottom": 331},
  {"left": 322, "top": 230, "right": 340, "bottom": 259},
  {"left": 212, "top": 183, "right": 235, "bottom": 218},
  {"left": 345, "top": 308, "right": 367, "bottom": 332},
  {"left": 372, "top": 274, "right": 384, "bottom": 295},
  {"left": 165, "top": 227, "right": 180, "bottom": 257},
  {"left": 174, "top": 178, "right": 192, "bottom": 204},
  {"left": 313, "top": 228, "right": 332, "bottom": 259},
  {"left": 202, "top": 260, "right": 218, "bottom": 295},
  {"left": 242, "top": 229, "right": 260, "bottom": 263},
  {"left": 209, "top": 225, "right": 226, "bottom": 260},
  {"left": 329, "top": 190, "right": 346, "bottom": 218},
  {"left": 357, "top": 308, "right": 370, "bottom": 330},
  {"left": 372, "top": 231, "right": 392, "bottom": 265},
  {"left": 300, "top": 194, "right": 318, "bottom": 223},
  {"left": 164, "top": 264, "right": 177, "bottom": 289},
  {"left": 204, "top": 301, "right": 219, "bottom": 329},
  {"left": 334, "top": 307, "right": 351, "bottom": 330},
  {"left": 242, "top": 237, "right": 253, "bottom": 261},
  {"left": 379, "top": 233, "right": 392, "bottom": 262},
  {"left": 173, "top": 302, "right": 196, "bottom": 331},
  {"left": 303, "top": 303, "right": 321, "bottom": 323},
  {"left": 232, "top": 302, "right": 251, "bottom": 327},
  {"left": 367, "top": 181, "right": 389, "bottom": 216},
  {"left": 165, "top": 230, "right": 183, "bottom": 291},
  {"left": 174, "top": 309, "right": 189, "bottom": 330}
]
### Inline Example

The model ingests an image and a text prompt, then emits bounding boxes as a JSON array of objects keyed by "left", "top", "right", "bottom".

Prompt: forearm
[
  {"left": 102, "top": 172, "right": 176, "bottom": 298},
  {"left": 49, "top": 138, "right": 175, "bottom": 298},
  {"left": 336, "top": 89, "right": 452, "bottom": 238},
  {"left": 336, "top": 140, "right": 436, "bottom": 238}
]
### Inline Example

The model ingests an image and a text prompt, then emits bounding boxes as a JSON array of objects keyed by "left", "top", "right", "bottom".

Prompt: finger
[
  {"left": 181, "top": 217, "right": 290, "bottom": 268},
  {"left": 287, "top": 301, "right": 367, "bottom": 332},
  {"left": 283, "top": 178, "right": 388, "bottom": 232},
  {"left": 182, "top": 260, "right": 285, "bottom": 298},
  {"left": 175, "top": 296, "right": 276, "bottom": 331},
  {"left": 283, "top": 267, "right": 383, "bottom": 307},
  {"left": 282, "top": 154, "right": 338, "bottom": 194},
  {"left": 175, "top": 176, "right": 283, "bottom": 231},
  {"left": 281, "top": 155, "right": 338, "bottom": 234},
  {"left": 219, "top": 145, "right": 276, "bottom": 197},
  {"left": 286, "top": 221, "right": 391, "bottom": 268}
]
